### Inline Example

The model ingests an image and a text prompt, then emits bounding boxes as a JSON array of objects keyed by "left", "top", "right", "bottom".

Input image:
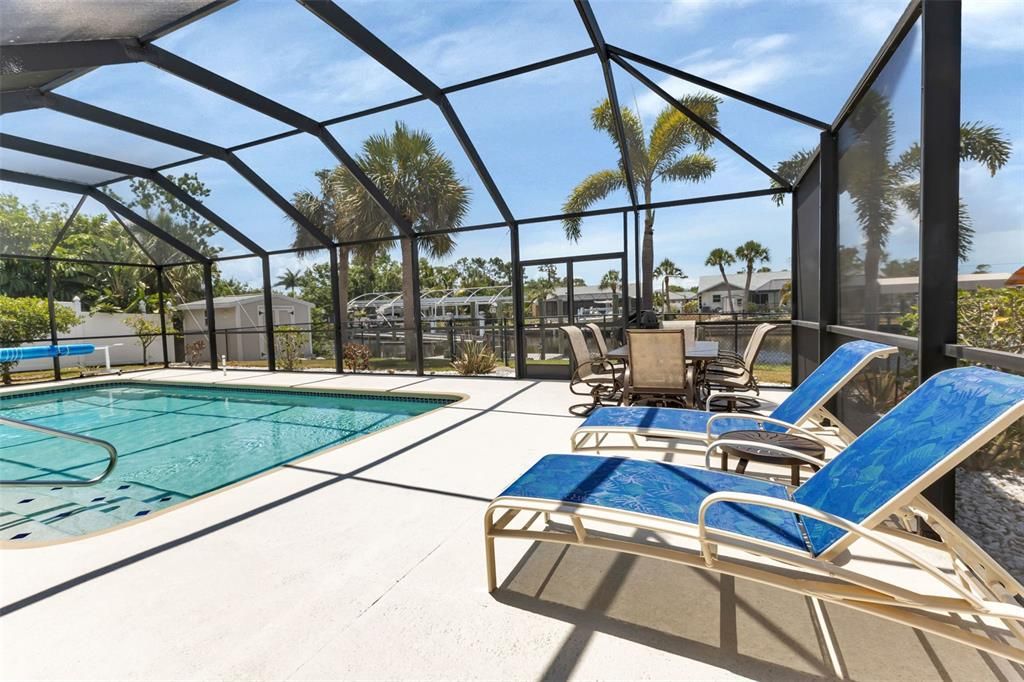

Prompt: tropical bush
[
  {"left": 274, "top": 325, "right": 305, "bottom": 371},
  {"left": 343, "top": 343, "right": 371, "bottom": 371},
  {"left": 184, "top": 338, "right": 206, "bottom": 367},
  {"left": 124, "top": 315, "right": 161, "bottom": 366},
  {"left": 451, "top": 340, "right": 498, "bottom": 376},
  {"left": 0, "top": 295, "right": 80, "bottom": 384},
  {"left": 900, "top": 287, "right": 1024, "bottom": 472}
]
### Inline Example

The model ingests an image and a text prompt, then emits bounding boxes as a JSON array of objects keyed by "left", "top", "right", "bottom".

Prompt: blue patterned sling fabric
[
  {"left": 577, "top": 340, "right": 893, "bottom": 436},
  {"left": 500, "top": 454, "right": 808, "bottom": 551},
  {"left": 793, "top": 367, "right": 1024, "bottom": 556},
  {"left": 767, "top": 340, "right": 891, "bottom": 424}
]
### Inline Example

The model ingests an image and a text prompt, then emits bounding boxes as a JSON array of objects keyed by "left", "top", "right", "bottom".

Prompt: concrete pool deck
[{"left": 0, "top": 370, "right": 1020, "bottom": 680}]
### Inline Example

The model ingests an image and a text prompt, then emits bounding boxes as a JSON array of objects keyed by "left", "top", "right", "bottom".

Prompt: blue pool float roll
[{"left": 0, "top": 344, "right": 96, "bottom": 363}]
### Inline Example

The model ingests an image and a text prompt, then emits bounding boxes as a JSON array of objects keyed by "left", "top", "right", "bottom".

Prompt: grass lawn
[{"left": 753, "top": 364, "right": 792, "bottom": 386}]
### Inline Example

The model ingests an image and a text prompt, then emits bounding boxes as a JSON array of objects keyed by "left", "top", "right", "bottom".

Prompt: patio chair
[
  {"left": 560, "top": 325, "right": 625, "bottom": 417},
  {"left": 570, "top": 339, "right": 896, "bottom": 453},
  {"left": 583, "top": 322, "right": 619, "bottom": 364},
  {"left": 623, "top": 328, "right": 694, "bottom": 407},
  {"left": 703, "top": 322, "right": 777, "bottom": 410},
  {"left": 661, "top": 319, "right": 696, "bottom": 348},
  {"left": 485, "top": 366, "right": 1024, "bottom": 663}
]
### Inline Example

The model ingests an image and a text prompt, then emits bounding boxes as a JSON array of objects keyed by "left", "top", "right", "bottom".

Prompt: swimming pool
[{"left": 0, "top": 381, "right": 454, "bottom": 543}]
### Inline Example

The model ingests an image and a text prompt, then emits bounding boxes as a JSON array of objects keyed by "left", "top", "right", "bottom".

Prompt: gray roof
[
  {"left": 698, "top": 270, "right": 791, "bottom": 294},
  {"left": 176, "top": 293, "right": 314, "bottom": 310}
]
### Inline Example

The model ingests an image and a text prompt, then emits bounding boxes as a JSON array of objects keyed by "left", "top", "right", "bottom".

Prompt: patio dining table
[
  {"left": 607, "top": 340, "right": 720, "bottom": 407},
  {"left": 606, "top": 340, "right": 720, "bottom": 362}
]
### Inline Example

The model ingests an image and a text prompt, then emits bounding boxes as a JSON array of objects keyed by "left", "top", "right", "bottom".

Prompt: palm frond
[
  {"left": 658, "top": 152, "right": 716, "bottom": 184},
  {"left": 591, "top": 99, "right": 648, "bottom": 182},
  {"left": 561, "top": 169, "right": 625, "bottom": 241},
  {"left": 771, "top": 148, "right": 817, "bottom": 205}
]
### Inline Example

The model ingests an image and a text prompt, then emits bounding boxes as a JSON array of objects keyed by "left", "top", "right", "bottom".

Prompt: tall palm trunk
[
  {"left": 742, "top": 268, "right": 753, "bottom": 312},
  {"left": 718, "top": 265, "right": 735, "bottom": 314},
  {"left": 400, "top": 237, "right": 418, "bottom": 362},
  {"left": 641, "top": 187, "right": 655, "bottom": 310},
  {"left": 863, "top": 238, "right": 883, "bottom": 330},
  {"left": 337, "top": 246, "right": 349, "bottom": 350}
]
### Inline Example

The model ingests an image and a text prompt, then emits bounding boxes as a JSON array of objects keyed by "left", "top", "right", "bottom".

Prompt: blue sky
[{"left": 1, "top": 0, "right": 1021, "bottom": 290}]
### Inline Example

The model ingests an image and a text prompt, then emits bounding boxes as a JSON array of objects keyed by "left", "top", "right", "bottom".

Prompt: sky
[{"left": 1, "top": 0, "right": 1021, "bottom": 291}]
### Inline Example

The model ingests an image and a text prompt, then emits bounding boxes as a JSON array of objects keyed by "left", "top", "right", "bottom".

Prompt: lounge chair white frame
[
  {"left": 570, "top": 342, "right": 896, "bottom": 454},
  {"left": 486, "top": 396, "right": 1024, "bottom": 664}
]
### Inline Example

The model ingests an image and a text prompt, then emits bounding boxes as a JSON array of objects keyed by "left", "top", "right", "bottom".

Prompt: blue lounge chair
[
  {"left": 570, "top": 339, "right": 897, "bottom": 453},
  {"left": 486, "top": 367, "right": 1024, "bottom": 662}
]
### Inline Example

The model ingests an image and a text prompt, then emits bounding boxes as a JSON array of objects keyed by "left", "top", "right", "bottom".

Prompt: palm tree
[
  {"left": 275, "top": 268, "right": 303, "bottom": 297},
  {"left": 734, "top": 241, "right": 770, "bottom": 312},
  {"left": 773, "top": 96, "right": 1010, "bottom": 328},
  {"left": 298, "top": 123, "right": 470, "bottom": 361},
  {"left": 563, "top": 96, "right": 718, "bottom": 309},
  {"left": 599, "top": 269, "right": 621, "bottom": 315},
  {"left": 705, "top": 248, "right": 737, "bottom": 314},
  {"left": 290, "top": 168, "right": 384, "bottom": 350},
  {"left": 653, "top": 258, "right": 683, "bottom": 314}
]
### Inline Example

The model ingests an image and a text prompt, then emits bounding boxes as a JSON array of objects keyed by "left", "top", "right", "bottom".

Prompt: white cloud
[
  {"left": 963, "top": 0, "right": 1024, "bottom": 51},
  {"left": 835, "top": 0, "right": 1023, "bottom": 52},
  {"left": 657, "top": 0, "right": 757, "bottom": 29},
  {"left": 631, "top": 33, "right": 796, "bottom": 119}
]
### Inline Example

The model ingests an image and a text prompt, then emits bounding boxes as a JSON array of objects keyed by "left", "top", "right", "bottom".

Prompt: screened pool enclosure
[{"left": 1, "top": 0, "right": 1021, "bottom": 513}]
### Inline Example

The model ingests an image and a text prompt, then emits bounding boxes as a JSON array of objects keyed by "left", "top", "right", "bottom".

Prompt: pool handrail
[{"left": 0, "top": 416, "right": 118, "bottom": 487}]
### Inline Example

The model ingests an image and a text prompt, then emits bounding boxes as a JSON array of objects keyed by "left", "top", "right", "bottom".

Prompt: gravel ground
[{"left": 955, "top": 468, "right": 1024, "bottom": 582}]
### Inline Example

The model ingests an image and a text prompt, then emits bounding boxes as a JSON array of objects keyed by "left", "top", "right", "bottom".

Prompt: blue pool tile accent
[
  {"left": 501, "top": 454, "right": 807, "bottom": 551},
  {"left": 11, "top": 532, "right": 30, "bottom": 540},
  {"left": 135, "top": 510, "right": 150, "bottom": 517},
  {"left": 18, "top": 498, "right": 32, "bottom": 504}
]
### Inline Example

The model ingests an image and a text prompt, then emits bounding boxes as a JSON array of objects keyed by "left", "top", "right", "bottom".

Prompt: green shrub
[
  {"left": 0, "top": 295, "right": 80, "bottom": 384},
  {"left": 451, "top": 340, "right": 498, "bottom": 375},
  {"left": 275, "top": 325, "right": 305, "bottom": 371}
]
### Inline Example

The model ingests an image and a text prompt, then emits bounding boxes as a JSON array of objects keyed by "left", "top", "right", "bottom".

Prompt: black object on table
[{"left": 717, "top": 430, "right": 825, "bottom": 486}]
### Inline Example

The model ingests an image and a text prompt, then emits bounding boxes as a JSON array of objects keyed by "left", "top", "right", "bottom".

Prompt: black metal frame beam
[
  {"left": 0, "top": 133, "right": 265, "bottom": 256},
  {"left": 46, "top": 194, "right": 86, "bottom": 256},
  {"left": 918, "top": 0, "right": 961, "bottom": 519},
  {"left": 0, "top": 168, "right": 209, "bottom": 262},
  {"left": 108, "top": 210, "right": 160, "bottom": 265},
  {"left": 817, "top": 131, "right": 839, "bottom": 364},
  {"left": 131, "top": 42, "right": 415, "bottom": 238},
  {"left": 0, "top": 39, "right": 135, "bottom": 75},
  {"left": 299, "top": 0, "right": 519, "bottom": 228},
  {"left": 23, "top": 92, "right": 335, "bottom": 249},
  {"left": 608, "top": 45, "right": 829, "bottom": 131},
  {"left": 833, "top": 0, "right": 922, "bottom": 131},
  {"left": 203, "top": 261, "right": 219, "bottom": 369},
  {"left": 574, "top": 0, "right": 639, "bottom": 209},
  {"left": 610, "top": 54, "right": 792, "bottom": 189},
  {"left": 260, "top": 254, "right": 277, "bottom": 372}
]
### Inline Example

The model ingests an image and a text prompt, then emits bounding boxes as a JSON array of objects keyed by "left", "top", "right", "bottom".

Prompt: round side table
[{"left": 717, "top": 430, "right": 826, "bottom": 486}]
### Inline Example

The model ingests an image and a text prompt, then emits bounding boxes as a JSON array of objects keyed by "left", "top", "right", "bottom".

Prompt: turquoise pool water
[{"left": 0, "top": 382, "right": 451, "bottom": 542}]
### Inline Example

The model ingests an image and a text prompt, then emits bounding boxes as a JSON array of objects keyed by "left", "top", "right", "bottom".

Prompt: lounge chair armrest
[
  {"left": 703, "top": 439, "right": 825, "bottom": 472},
  {"left": 716, "top": 349, "right": 744, "bottom": 362},
  {"left": 696, "top": 492, "right": 989, "bottom": 610}
]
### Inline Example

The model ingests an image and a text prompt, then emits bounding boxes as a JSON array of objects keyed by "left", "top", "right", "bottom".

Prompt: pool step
[{"left": 0, "top": 481, "right": 190, "bottom": 542}]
